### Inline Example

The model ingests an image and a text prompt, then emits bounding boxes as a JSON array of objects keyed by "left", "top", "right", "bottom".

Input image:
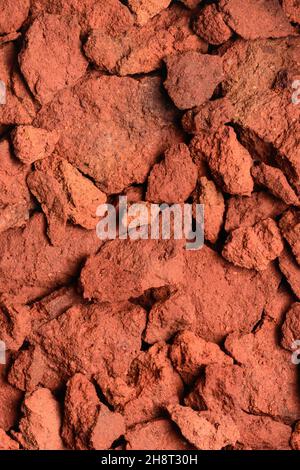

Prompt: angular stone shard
[
  {"left": 279, "top": 210, "right": 300, "bottom": 265},
  {"left": 170, "top": 330, "right": 233, "bottom": 384},
  {"left": 27, "top": 156, "right": 106, "bottom": 244},
  {"left": 35, "top": 75, "right": 183, "bottom": 194},
  {"left": 225, "top": 192, "right": 287, "bottom": 232},
  {"left": 13, "top": 388, "right": 65, "bottom": 450},
  {"left": 84, "top": 5, "right": 207, "bottom": 76},
  {"left": 281, "top": 303, "right": 300, "bottom": 351},
  {"left": 0, "top": 0, "right": 30, "bottom": 35},
  {"left": 193, "top": 4, "right": 232, "bottom": 45},
  {"left": 222, "top": 218, "right": 284, "bottom": 270},
  {"left": 196, "top": 177, "right": 225, "bottom": 243},
  {"left": 283, "top": 0, "right": 300, "bottom": 23},
  {"left": 279, "top": 249, "right": 300, "bottom": 299},
  {"left": 126, "top": 419, "right": 192, "bottom": 450},
  {"left": 164, "top": 51, "right": 223, "bottom": 110},
  {"left": 62, "top": 374, "right": 125, "bottom": 450},
  {"left": 251, "top": 162, "right": 300, "bottom": 206},
  {"left": 0, "top": 139, "right": 33, "bottom": 233},
  {"left": 0, "top": 295, "right": 31, "bottom": 351},
  {"left": 183, "top": 98, "right": 234, "bottom": 134},
  {"left": 167, "top": 405, "right": 239, "bottom": 450},
  {"left": 291, "top": 422, "right": 300, "bottom": 450},
  {"left": 19, "top": 14, "right": 88, "bottom": 104},
  {"left": 0, "top": 429, "right": 19, "bottom": 450},
  {"left": 219, "top": 0, "right": 296, "bottom": 39},
  {"left": 0, "top": 361, "right": 23, "bottom": 431},
  {"left": 127, "top": 0, "right": 172, "bottom": 26},
  {"left": 146, "top": 144, "right": 198, "bottom": 204},
  {"left": 11, "top": 126, "right": 59, "bottom": 165}
]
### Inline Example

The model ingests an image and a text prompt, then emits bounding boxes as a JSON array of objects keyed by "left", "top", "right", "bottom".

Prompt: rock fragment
[
  {"left": 182, "top": 98, "right": 234, "bottom": 134},
  {"left": 164, "top": 51, "right": 223, "bottom": 110},
  {"left": 62, "top": 374, "right": 125, "bottom": 450},
  {"left": 283, "top": 0, "right": 300, "bottom": 23},
  {"left": 170, "top": 331, "right": 233, "bottom": 384},
  {"left": 167, "top": 405, "right": 239, "bottom": 450},
  {"left": 13, "top": 388, "right": 64, "bottom": 450},
  {"left": 0, "top": 428, "right": 19, "bottom": 450},
  {"left": 222, "top": 218, "right": 284, "bottom": 270},
  {"left": 193, "top": 4, "right": 232, "bottom": 45},
  {"left": 251, "top": 162, "right": 300, "bottom": 206},
  {"left": 219, "top": 0, "right": 296, "bottom": 39},
  {"left": 291, "top": 422, "right": 300, "bottom": 450},
  {"left": 11, "top": 126, "right": 59, "bottom": 165},
  {"left": 27, "top": 156, "right": 106, "bottom": 244},
  {"left": 279, "top": 210, "right": 300, "bottom": 264},
  {"left": 19, "top": 14, "right": 88, "bottom": 104},
  {"left": 279, "top": 249, "right": 300, "bottom": 299},
  {"left": 196, "top": 177, "right": 225, "bottom": 243},
  {"left": 0, "top": 362, "right": 22, "bottom": 431},
  {"left": 128, "top": 0, "right": 172, "bottom": 26},
  {"left": 0, "top": 0, "right": 30, "bottom": 35},
  {"left": 281, "top": 303, "right": 300, "bottom": 351},
  {"left": 146, "top": 144, "right": 198, "bottom": 204}
]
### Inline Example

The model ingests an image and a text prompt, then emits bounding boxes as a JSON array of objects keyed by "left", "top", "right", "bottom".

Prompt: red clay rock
[
  {"left": 13, "top": 388, "right": 64, "bottom": 450},
  {"left": 128, "top": 0, "right": 172, "bottom": 25},
  {"left": 278, "top": 122, "right": 300, "bottom": 197},
  {"left": 19, "top": 14, "right": 88, "bottom": 105},
  {"left": 144, "top": 291, "right": 197, "bottom": 344},
  {"left": 167, "top": 405, "right": 239, "bottom": 450},
  {"left": 146, "top": 144, "right": 198, "bottom": 204},
  {"left": 126, "top": 419, "right": 192, "bottom": 450},
  {"left": 84, "top": 5, "right": 207, "bottom": 76},
  {"left": 27, "top": 156, "right": 106, "bottom": 244},
  {"left": 35, "top": 75, "right": 182, "bottom": 194},
  {"left": 180, "top": 0, "right": 200, "bottom": 8},
  {"left": 0, "top": 139, "right": 32, "bottom": 233},
  {"left": 8, "top": 346, "right": 46, "bottom": 393},
  {"left": 0, "top": 428, "right": 19, "bottom": 450},
  {"left": 11, "top": 126, "right": 59, "bottom": 165},
  {"left": 0, "top": 43, "right": 36, "bottom": 126},
  {"left": 0, "top": 0, "right": 30, "bottom": 35},
  {"left": 0, "top": 213, "right": 102, "bottom": 303},
  {"left": 219, "top": 0, "right": 295, "bottom": 39},
  {"left": 251, "top": 162, "right": 300, "bottom": 206},
  {"left": 281, "top": 303, "right": 300, "bottom": 351},
  {"left": 62, "top": 374, "right": 125, "bottom": 450},
  {"left": 279, "top": 249, "right": 300, "bottom": 299},
  {"left": 182, "top": 98, "right": 234, "bottom": 134},
  {"left": 0, "top": 361, "right": 23, "bottom": 431},
  {"left": 193, "top": 4, "right": 232, "bottom": 45},
  {"left": 279, "top": 210, "right": 300, "bottom": 264},
  {"left": 196, "top": 177, "right": 225, "bottom": 243},
  {"left": 122, "top": 343, "right": 184, "bottom": 426},
  {"left": 222, "top": 218, "right": 284, "bottom": 270},
  {"left": 225, "top": 192, "right": 287, "bottom": 232},
  {"left": 283, "top": 0, "right": 300, "bottom": 23},
  {"left": 170, "top": 330, "right": 233, "bottom": 384},
  {"left": 0, "top": 295, "right": 31, "bottom": 351},
  {"left": 191, "top": 127, "right": 254, "bottom": 196},
  {"left": 164, "top": 51, "right": 223, "bottom": 110}
]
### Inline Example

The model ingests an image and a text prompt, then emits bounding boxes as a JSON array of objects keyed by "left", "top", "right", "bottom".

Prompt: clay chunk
[
  {"left": 291, "top": 422, "right": 300, "bottom": 450},
  {"left": 62, "top": 374, "right": 125, "bottom": 450},
  {"left": 11, "top": 126, "right": 59, "bottom": 165},
  {"left": 281, "top": 303, "right": 300, "bottom": 352},
  {"left": 0, "top": 0, "right": 30, "bottom": 35},
  {"left": 146, "top": 144, "right": 198, "bottom": 204},
  {"left": 19, "top": 14, "right": 88, "bottom": 104},
  {"left": 170, "top": 330, "right": 233, "bottom": 384},
  {"left": 27, "top": 156, "right": 106, "bottom": 244},
  {"left": 279, "top": 249, "right": 300, "bottom": 299},
  {"left": 193, "top": 4, "right": 232, "bottom": 45},
  {"left": 219, "top": 0, "right": 295, "bottom": 39},
  {"left": 164, "top": 51, "right": 223, "bottom": 110},
  {"left": 223, "top": 218, "right": 284, "bottom": 270},
  {"left": 167, "top": 405, "right": 240, "bottom": 450},
  {"left": 128, "top": 0, "right": 172, "bottom": 25},
  {"left": 0, "top": 429, "right": 19, "bottom": 450},
  {"left": 279, "top": 210, "right": 300, "bottom": 265},
  {"left": 196, "top": 177, "right": 225, "bottom": 243},
  {"left": 13, "top": 388, "right": 65, "bottom": 450},
  {"left": 283, "top": 0, "right": 300, "bottom": 23}
]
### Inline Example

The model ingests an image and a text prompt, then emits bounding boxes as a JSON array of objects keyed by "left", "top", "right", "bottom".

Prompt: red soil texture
[{"left": 0, "top": 0, "right": 300, "bottom": 451}]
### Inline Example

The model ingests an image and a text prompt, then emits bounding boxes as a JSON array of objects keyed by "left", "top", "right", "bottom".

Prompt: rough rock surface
[
  {"left": 62, "top": 374, "right": 125, "bottom": 450},
  {"left": 291, "top": 421, "right": 300, "bottom": 450},
  {"left": 283, "top": 0, "right": 300, "bottom": 23},
  {"left": 279, "top": 249, "right": 300, "bottom": 299},
  {"left": 127, "top": 0, "right": 172, "bottom": 26},
  {"left": 279, "top": 210, "right": 300, "bottom": 265},
  {"left": 281, "top": 303, "right": 300, "bottom": 351},
  {"left": 182, "top": 98, "right": 234, "bottom": 134},
  {"left": 35, "top": 75, "right": 182, "bottom": 194},
  {"left": 0, "top": 429, "right": 19, "bottom": 450},
  {"left": 195, "top": 177, "right": 225, "bottom": 243},
  {"left": 0, "top": 0, "right": 30, "bottom": 35},
  {"left": 11, "top": 126, "right": 59, "bottom": 165},
  {"left": 222, "top": 218, "right": 284, "bottom": 270},
  {"left": 164, "top": 51, "right": 223, "bottom": 110},
  {"left": 193, "top": 4, "right": 232, "bottom": 45},
  {"left": 220, "top": 0, "right": 296, "bottom": 39},
  {"left": 19, "top": 14, "right": 88, "bottom": 105},
  {"left": 146, "top": 144, "right": 198, "bottom": 203}
]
